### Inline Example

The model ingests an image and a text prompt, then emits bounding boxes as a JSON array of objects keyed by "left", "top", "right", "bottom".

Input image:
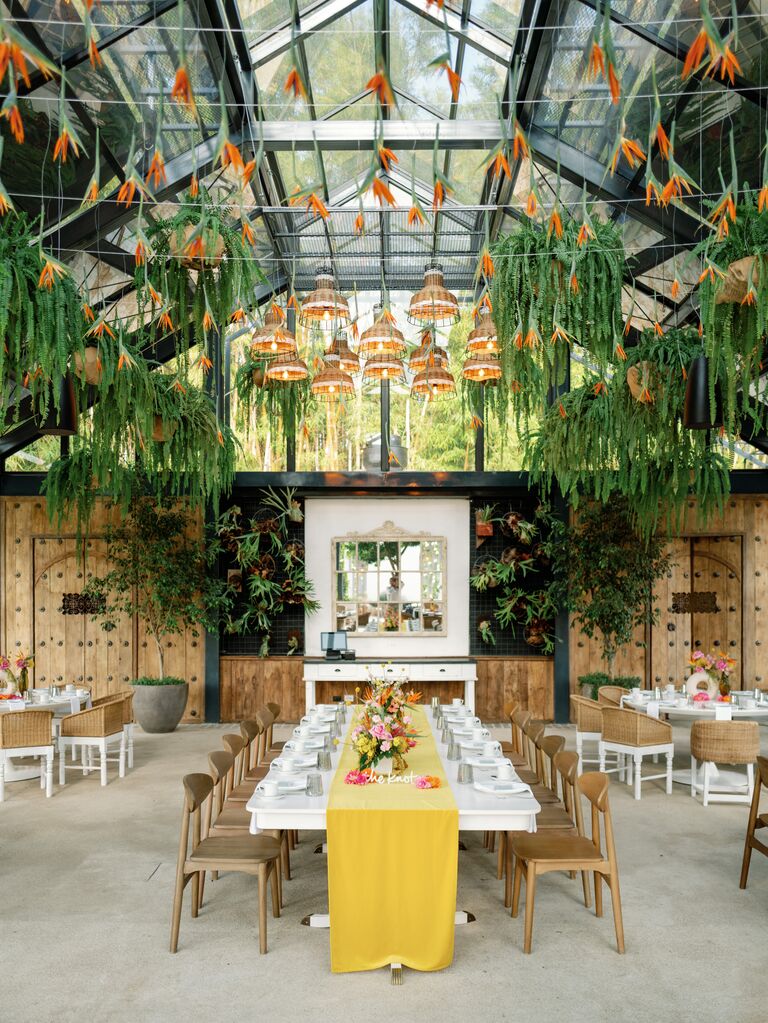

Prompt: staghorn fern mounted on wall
[{"left": 490, "top": 212, "right": 625, "bottom": 424}]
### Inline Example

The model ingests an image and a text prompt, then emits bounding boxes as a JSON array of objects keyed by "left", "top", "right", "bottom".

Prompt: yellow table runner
[{"left": 327, "top": 706, "right": 458, "bottom": 973}]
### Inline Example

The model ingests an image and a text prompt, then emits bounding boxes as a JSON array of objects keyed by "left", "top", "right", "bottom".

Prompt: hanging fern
[
  {"left": 527, "top": 328, "right": 731, "bottom": 537},
  {"left": 235, "top": 352, "right": 311, "bottom": 441},
  {"left": 135, "top": 187, "right": 266, "bottom": 358},
  {"left": 0, "top": 210, "right": 86, "bottom": 423},
  {"left": 490, "top": 213, "right": 625, "bottom": 425},
  {"left": 696, "top": 190, "right": 768, "bottom": 433}
]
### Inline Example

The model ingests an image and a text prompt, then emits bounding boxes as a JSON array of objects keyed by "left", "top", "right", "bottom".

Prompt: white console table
[{"left": 302, "top": 659, "right": 476, "bottom": 713}]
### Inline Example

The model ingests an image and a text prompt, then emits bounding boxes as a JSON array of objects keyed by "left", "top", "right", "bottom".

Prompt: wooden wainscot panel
[
  {"left": 474, "top": 657, "right": 554, "bottom": 721},
  {"left": 0, "top": 496, "right": 205, "bottom": 723},
  {"left": 220, "top": 657, "right": 304, "bottom": 722}
]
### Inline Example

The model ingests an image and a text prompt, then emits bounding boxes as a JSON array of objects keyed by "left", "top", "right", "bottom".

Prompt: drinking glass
[
  {"left": 323, "top": 734, "right": 333, "bottom": 753},
  {"left": 447, "top": 738, "right": 461, "bottom": 761},
  {"left": 318, "top": 750, "right": 332, "bottom": 771},
  {"left": 435, "top": 709, "right": 444, "bottom": 730},
  {"left": 457, "top": 762, "right": 474, "bottom": 785},
  {"left": 441, "top": 725, "right": 451, "bottom": 744},
  {"left": 306, "top": 772, "right": 324, "bottom": 797}
]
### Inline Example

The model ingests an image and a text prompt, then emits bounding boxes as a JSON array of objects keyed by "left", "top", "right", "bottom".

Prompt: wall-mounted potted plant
[
  {"left": 470, "top": 557, "right": 501, "bottom": 591},
  {"left": 500, "top": 511, "right": 537, "bottom": 544},
  {"left": 83, "top": 497, "right": 231, "bottom": 731},
  {"left": 474, "top": 504, "right": 496, "bottom": 546},
  {"left": 477, "top": 615, "right": 496, "bottom": 646}
]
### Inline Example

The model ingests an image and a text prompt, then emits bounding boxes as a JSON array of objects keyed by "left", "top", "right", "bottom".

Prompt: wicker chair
[
  {"left": 599, "top": 707, "right": 674, "bottom": 801},
  {"left": 570, "top": 694, "right": 605, "bottom": 774},
  {"left": 169, "top": 773, "right": 281, "bottom": 954},
  {"left": 0, "top": 710, "right": 54, "bottom": 800},
  {"left": 90, "top": 692, "right": 135, "bottom": 769},
  {"left": 740, "top": 756, "right": 768, "bottom": 887},
  {"left": 690, "top": 721, "right": 760, "bottom": 807},
  {"left": 58, "top": 702, "right": 126, "bottom": 786},
  {"left": 597, "top": 686, "right": 626, "bottom": 707},
  {"left": 509, "top": 771, "right": 625, "bottom": 954}
]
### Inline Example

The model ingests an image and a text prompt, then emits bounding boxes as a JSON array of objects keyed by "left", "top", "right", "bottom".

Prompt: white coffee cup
[
  {"left": 291, "top": 739, "right": 306, "bottom": 752},
  {"left": 496, "top": 762, "right": 514, "bottom": 779},
  {"left": 297, "top": 725, "right": 312, "bottom": 737},
  {"left": 631, "top": 687, "right": 641, "bottom": 694},
  {"left": 65, "top": 684, "right": 75, "bottom": 693},
  {"left": 261, "top": 779, "right": 279, "bottom": 797},
  {"left": 38, "top": 693, "right": 51, "bottom": 704},
  {"left": 483, "top": 740, "right": 497, "bottom": 757},
  {"left": 452, "top": 697, "right": 463, "bottom": 705},
  {"left": 472, "top": 727, "right": 484, "bottom": 741}
]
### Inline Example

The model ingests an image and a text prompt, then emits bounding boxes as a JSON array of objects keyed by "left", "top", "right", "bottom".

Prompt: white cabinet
[{"left": 302, "top": 660, "right": 476, "bottom": 712}]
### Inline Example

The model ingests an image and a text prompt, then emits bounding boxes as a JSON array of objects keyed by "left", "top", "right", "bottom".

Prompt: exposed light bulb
[
  {"left": 323, "top": 309, "right": 331, "bottom": 322},
  {"left": 479, "top": 369, "right": 485, "bottom": 378},
  {"left": 271, "top": 340, "right": 277, "bottom": 351},
  {"left": 282, "top": 371, "right": 288, "bottom": 380}
]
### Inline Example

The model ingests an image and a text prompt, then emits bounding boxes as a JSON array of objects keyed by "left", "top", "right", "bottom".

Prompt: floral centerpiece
[
  {"left": 350, "top": 678, "right": 421, "bottom": 774},
  {"left": 0, "top": 651, "right": 35, "bottom": 695},
  {"left": 688, "top": 650, "right": 736, "bottom": 700}
]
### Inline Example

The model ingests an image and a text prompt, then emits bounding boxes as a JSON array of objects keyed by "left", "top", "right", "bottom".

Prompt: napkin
[
  {"left": 714, "top": 704, "right": 733, "bottom": 720},
  {"left": 275, "top": 776, "right": 308, "bottom": 793},
  {"left": 646, "top": 700, "right": 660, "bottom": 718},
  {"left": 285, "top": 738, "right": 325, "bottom": 751},
  {"left": 473, "top": 779, "right": 531, "bottom": 797},
  {"left": 273, "top": 754, "right": 318, "bottom": 770},
  {"left": 464, "top": 755, "right": 508, "bottom": 768}
]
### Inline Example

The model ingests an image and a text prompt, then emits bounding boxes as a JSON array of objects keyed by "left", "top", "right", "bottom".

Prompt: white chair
[
  {"left": 570, "top": 695, "right": 624, "bottom": 776},
  {"left": 58, "top": 702, "right": 126, "bottom": 787},
  {"left": 690, "top": 720, "right": 759, "bottom": 807},
  {"left": 0, "top": 710, "right": 55, "bottom": 801},
  {"left": 90, "top": 693, "right": 135, "bottom": 769},
  {"left": 599, "top": 707, "right": 674, "bottom": 801}
]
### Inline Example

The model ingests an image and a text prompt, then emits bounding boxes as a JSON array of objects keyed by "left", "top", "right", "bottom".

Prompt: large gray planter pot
[{"left": 130, "top": 682, "right": 189, "bottom": 733}]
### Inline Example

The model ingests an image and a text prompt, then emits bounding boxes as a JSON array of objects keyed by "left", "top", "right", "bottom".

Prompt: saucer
[{"left": 254, "top": 789, "right": 286, "bottom": 801}]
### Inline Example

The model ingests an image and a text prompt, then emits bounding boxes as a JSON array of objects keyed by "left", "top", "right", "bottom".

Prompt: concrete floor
[{"left": 1, "top": 721, "right": 767, "bottom": 1023}]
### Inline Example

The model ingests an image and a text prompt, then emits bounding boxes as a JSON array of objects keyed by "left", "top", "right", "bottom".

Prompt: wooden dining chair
[
  {"left": 504, "top": 751, "right": 591, "bottom": 909},
  {"left": 265, "top": 702, "right": 285, "bottom": 755},
  {"left": 510, "top": 771, "right": 625, "bottom": 954},
  {"left": 740, "top": 756, "right": 768, "bottom": 888},
  {"left": 240, "top": 720, "right": 271, "bottom": 782},
  {"left": 254, "top": 706, "right": 279, "bottom": 764},
  {"left": 169, "top": 773, "right": 281, "bottom": 954},
  {"left": 511, "top": 710, "right": 532, "bottom": 759},
  {"left": 208, "top": 750, "right": 290, "bottom": 887},
  {"left": 0, "top": 710, "right": 55, "bottom": 801}
]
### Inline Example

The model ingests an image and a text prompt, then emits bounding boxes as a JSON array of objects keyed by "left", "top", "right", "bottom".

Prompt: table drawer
[{"left": 409, "top": 664, "right": 472, "bottom": 682}]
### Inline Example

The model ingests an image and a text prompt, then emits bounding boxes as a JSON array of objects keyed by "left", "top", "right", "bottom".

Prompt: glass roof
[{"left": 1, "top": 0, "right": 766, "bottom": 381}]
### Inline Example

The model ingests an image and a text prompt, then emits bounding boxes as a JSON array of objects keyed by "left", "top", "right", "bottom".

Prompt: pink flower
[
  {"left": 693, "top": 692, "right": 711, "bottom": 702},
  {"left": 371, "top": 723, "right": 391, "bottom": 740},
  {"left": 414, "top": 776, "right": 430, "bottom": 789},
  {"left": 344, "top": 770, "right": 370, "bottom": 786},
  {"left": 715, "top": 660, "right": 728, "bottom": 672},
  {"left": 0, "top": 657, "right": 10, "bottom": 671},
  {"left": 380, "top": 741, "right": 392, "bottom": 752},
  {"left": 692, "top": 651, "right": 703, "bottom": 661}
]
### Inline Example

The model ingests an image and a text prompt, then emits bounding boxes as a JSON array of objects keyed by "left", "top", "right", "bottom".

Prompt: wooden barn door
[
  {"left": 33, "top": 538, "right": 87, "bottom": 686},
  {"left": 690, "top": 535, "right": 743, "bottom": 689},
  {"left": 650, "top": 535, "right": 743, "bottom": 690},
  {"left": 32, "top": 538, "right": 136, "bottom": 696}
]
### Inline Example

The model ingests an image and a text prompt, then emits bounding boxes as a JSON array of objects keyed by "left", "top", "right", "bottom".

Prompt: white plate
[
  {"left": 474, "top": 780, "right": 531, "bottom": 797},
  {"left": 254, "top": 789, "right": 286, "bottom": 801},
  {"left": 465, "top": 755, "right": 507, "bottom": 768}
]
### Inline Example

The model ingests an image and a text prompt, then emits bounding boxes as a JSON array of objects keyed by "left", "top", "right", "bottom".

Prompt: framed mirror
[{"left": 332, "top": 524, "right": 446, "bottom": 636}]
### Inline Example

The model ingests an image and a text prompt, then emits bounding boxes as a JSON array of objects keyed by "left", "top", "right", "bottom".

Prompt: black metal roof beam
[
  {"left": 580, "top": 0, "right": 766, "bottom": 110},
  {"left": 15, "top": 0, "right": 180, "bottom": 96}
]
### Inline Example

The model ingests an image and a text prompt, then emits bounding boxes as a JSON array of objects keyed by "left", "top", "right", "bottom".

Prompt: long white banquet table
[{"left": 246, "top": 707, "right": 541, "bottom": 835}]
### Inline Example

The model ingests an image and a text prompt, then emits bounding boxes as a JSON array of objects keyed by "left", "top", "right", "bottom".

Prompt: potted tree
[
  {"left": 544, "top": 498, "right": 671, "bottom": 677},
  {"left": 83, "top": 498, "right": 231, "bottom": 732}
]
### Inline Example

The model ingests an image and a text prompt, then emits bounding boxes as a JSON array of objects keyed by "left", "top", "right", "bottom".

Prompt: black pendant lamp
[
  {"left": 684, "top": 356, "right": 722, "bottom": 430},
  {"left": 38, "top": 373, "right": 79, "bottom": 436}
]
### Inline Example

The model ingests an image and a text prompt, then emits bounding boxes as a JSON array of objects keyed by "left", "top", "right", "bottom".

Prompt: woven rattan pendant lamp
[
  {"left": 462, "top": 352, "right": 501, "bottom": 383},
  {"left": 408, "top": 329, "right": 449, "bottom": 372},
  {"left": 362, "top": 352, "right": 405, "bottom": 383},
  {"left": 323, "top": 330, "right": 360, "bottom": 375},
  {"left": 358, "top": 303, "right": 407, "bottom": 359},
  {"left": 466, "top": 309, "right": 499, "bottom": 355},
  {"left": 264, "top": 352, "right": 309, "bottom": 383},
  {"left": 299, "top": 266, "right": 350, "bottom": 329},
  {"left": 311, "top": 363, "right": 355, "bottom": 403},
  {"left": 411, "top": 363, "right": 456, "bottom": 401},
  {"left": 250, "top": 305, "right": 297, "bottom": 358},
  {"left": 408, "top": 263, "right": 460, "bottom": 327}
]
